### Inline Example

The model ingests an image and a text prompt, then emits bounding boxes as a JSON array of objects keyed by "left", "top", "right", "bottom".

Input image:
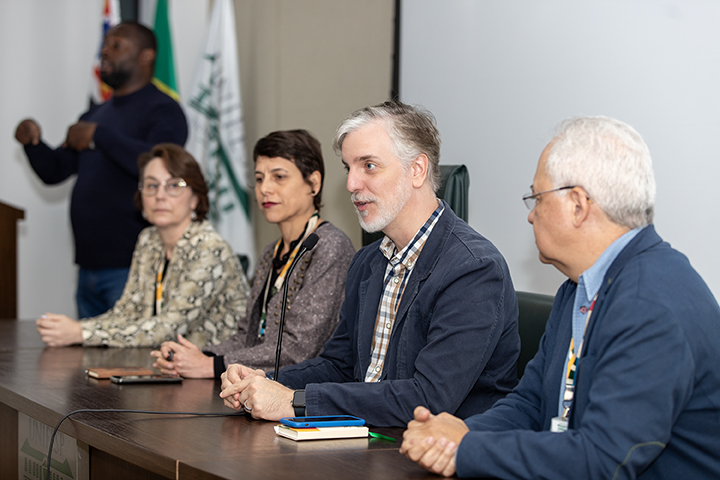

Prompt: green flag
[
  {"left": 186, "top": 0, "right": 255, "bottom": 267},
  {"left": 152, "top": 0, "right": 179, "bottom": 101}
]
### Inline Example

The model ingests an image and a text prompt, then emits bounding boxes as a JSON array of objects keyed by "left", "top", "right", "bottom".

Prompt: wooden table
[{"left": 0, "top": 321, "right": 433, "bottom": 479}]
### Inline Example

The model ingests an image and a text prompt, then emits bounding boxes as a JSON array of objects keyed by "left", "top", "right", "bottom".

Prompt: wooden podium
[{"left": 0, "top": 201, "right": 24, "bottom": 319}]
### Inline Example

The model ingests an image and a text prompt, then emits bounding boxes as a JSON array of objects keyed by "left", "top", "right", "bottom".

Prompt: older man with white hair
[{"left": 401, "top": 116, "right": 720, "bottom": 479}]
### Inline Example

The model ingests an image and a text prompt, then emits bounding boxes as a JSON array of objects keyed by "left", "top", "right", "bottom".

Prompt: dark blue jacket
[
  {"left": 279, "top": 204, "right": 519, "bottom": 427},
  {"left": 24, "top": 83, "right": 188, "bottom": 269},
  {"left": 457, "top": 225, "right": 720, "bottom": 479}
]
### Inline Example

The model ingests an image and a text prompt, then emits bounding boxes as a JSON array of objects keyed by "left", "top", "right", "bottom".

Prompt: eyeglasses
[
  {"left": 139, "top": 178, "right": 188, "bottom": 197},
  {"left": 522, "top": 186, "right": 575, "bottom": 210}
]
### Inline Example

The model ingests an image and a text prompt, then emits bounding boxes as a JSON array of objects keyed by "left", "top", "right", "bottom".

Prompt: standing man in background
[{"left": 15, "top": 22, "right": 188, "bottom": 318}]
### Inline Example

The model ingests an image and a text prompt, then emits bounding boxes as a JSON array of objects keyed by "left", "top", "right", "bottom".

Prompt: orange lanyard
[
  {"left": 155, "top": 258, "right": 169, "bottom": 314},
  {"left": 258, "top": 213, "right": 319, "bottom": 338}
]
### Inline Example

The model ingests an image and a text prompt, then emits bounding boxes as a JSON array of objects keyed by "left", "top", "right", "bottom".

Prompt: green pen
[{"left": 368, "top": 432, "right": 396, "bottom": 442}]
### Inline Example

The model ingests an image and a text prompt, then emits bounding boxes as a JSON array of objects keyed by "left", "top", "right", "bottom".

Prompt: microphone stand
[{"left": 273, "top": 233, "right": 319, "bottom": 382}]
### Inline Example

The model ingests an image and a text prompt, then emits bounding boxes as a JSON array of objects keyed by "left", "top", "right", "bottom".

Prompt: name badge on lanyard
[
  {"left": 551, "top": 294, "right": 597, "bottom": 433},
  {"left": 551, "top": 416, "right": 568, "bottom": 432}
]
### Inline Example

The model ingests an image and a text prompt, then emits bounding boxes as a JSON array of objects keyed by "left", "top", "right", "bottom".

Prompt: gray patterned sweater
[{"left": 204, "top": 221, "right": 355, "bottom": 373}]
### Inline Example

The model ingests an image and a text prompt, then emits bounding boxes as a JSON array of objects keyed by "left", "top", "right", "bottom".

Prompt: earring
[
  {"left": 311, "top": 191, "right": 316, "bottom": 195},
  {"left": 142, "top": 211, "right": 147, "bottom": 219},
  {"left": 191, "top": 211, "right": 197, "bottom": 221}
]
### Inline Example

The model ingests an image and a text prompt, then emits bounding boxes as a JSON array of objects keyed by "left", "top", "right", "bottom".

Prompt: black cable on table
[{"left": 45, "top": 408, "right": 244, "bottom": 479}]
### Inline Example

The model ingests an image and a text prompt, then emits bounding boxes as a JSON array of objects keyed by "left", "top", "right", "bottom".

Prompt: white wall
[
  {"left": 0, "top": 0, "right": 208, "bottom": 320},
  {"left": 400, "top": 0, "right": 720, "bottom": 298}
]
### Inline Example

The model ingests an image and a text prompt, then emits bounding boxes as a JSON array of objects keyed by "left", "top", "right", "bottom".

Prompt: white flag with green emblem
[{"left": 186, "top": 0, "right": 254, "bottom": 268}]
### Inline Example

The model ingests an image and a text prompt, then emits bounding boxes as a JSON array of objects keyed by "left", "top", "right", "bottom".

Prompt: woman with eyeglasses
[{"left": 35, "top": 143, "right": 250, "bottom": 347}]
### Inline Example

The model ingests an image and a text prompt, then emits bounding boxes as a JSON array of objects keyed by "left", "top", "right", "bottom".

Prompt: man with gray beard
[{"left": 220, "top": 101, "right": 519, "bottom": 427}]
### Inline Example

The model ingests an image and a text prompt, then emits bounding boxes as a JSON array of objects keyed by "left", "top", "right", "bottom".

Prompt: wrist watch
[{"left": 292, "top": 390, "right": 306, "bottom": 417}]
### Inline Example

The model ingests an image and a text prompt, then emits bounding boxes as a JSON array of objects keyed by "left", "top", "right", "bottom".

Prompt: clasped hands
[
  {"left": 219, "top": 364, "right": 295, "bottom": 420},
  {"left": 217, "top": 364, "right": 469, "bottom": 477},
  {"left": 399, "top": 406, "right": 470, "bottom": 478}
]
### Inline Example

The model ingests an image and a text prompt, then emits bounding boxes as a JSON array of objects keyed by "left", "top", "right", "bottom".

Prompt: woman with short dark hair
[{"left": 151, "top": 130, "right": 356, "bottom": 378}]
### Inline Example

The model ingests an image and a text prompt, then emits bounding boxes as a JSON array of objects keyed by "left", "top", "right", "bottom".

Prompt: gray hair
[
  {"left": 332, "top": 100, "right": 441, "bottom": 193},
  {"left": 546, "top": 116, "right": 656, "bottom": 229}
]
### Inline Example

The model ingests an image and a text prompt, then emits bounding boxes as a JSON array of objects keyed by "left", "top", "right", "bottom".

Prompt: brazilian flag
[{"left": 152, "top": 0, "right": 180, "bottom": 101}]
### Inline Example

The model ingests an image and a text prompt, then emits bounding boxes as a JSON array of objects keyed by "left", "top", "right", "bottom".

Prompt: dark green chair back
[
  {"left": 437, "top": 165, "right": 469, "bottom": 222},
  {"left": 516, "top": 291, "right": 554, "bottom": 379},
  {"left": 362, "top": 164, "right": 470, "bottom": 246}
]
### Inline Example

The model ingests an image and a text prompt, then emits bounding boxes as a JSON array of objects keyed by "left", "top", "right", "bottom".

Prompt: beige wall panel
[{"left": 235, "top": 0, "right": 394, "bottom": 255}]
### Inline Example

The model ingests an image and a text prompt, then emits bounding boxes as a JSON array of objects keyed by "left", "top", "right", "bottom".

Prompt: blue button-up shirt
[{"left": 558, "top": 226, "right": 644, "bottom": 416}]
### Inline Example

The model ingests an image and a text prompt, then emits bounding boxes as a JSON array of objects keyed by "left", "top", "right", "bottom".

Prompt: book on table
[
  {"left": 274, "top": 424, "right": 369, "bottom": 441},
  {"left": 86, "top": 366, "right": 155, "bottom": 379}
]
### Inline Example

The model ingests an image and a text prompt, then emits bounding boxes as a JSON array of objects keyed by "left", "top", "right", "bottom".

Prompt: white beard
[{"left": 351, "top": 173, "right": 412, "bottom": 233}]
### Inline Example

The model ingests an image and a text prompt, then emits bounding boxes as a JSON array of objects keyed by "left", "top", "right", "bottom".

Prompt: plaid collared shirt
[{"left": 364, "top": 202, "right": 445, "bottom": 382}]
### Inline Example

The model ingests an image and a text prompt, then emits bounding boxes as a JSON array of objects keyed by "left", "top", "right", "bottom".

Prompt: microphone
[{"left": 274, "top": 232, "right": 319, "bottom": 382}]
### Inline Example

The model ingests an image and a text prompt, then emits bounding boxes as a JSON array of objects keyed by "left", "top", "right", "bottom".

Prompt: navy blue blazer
[
  {"left": 456, "top": 225, "right": 720, "bottom": 479},
  {"left": 279, "top": 203, "right": 519, "bottom": 427}
]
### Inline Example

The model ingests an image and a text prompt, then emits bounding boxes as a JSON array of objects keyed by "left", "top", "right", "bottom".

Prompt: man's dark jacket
[{"left": 280, "top": 203, "right": 520, "bottom": 427}]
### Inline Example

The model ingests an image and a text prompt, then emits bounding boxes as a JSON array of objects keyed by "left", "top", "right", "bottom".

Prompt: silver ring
[{"left": 243, "top": 400, "right": 252, "bottom": 412}]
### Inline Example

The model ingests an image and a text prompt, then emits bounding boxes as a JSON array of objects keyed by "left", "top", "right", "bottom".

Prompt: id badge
[{"left": 551, "top": 416, "right": 568, "bottom": 432}]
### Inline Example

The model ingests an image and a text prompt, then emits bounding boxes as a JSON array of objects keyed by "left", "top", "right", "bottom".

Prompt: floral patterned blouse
[{"left": 80, "top": 220, "right": 249, "bottom": 347}]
